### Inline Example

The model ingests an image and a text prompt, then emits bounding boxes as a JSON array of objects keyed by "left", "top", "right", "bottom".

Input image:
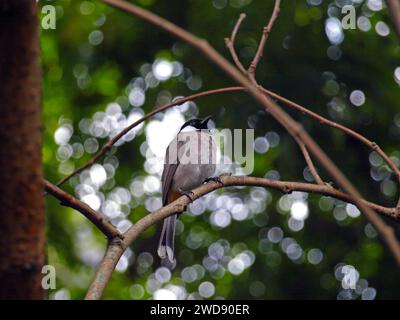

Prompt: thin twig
[
  {"left": 85, "top": 174, "right": 399, "bottom": 299},
  {"left": 224, "top": 13, "right": 247, "bottom": 75},
  {"left": 243, "top": 0, "right": 324, "bottom": 187},
  {"left": 297, "top": 139, "right": 324, "bottom": 185},
  {"left": 248, "top": 0, "right": 281, "bottom": 82},
  {"left": 44, "top": 180, "right": 122, "bottom": 239},
  {"left": 98, "top": 0, "right": 400, "bottom": 266},
  {"left": 225, "top": 4, "right": 326, "bottom": 190},
  {"left": 225, "top": 7, "right": 326, "bottom": 187}
]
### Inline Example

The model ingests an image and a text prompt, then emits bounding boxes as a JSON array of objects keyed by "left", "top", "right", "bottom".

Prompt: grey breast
[{"left": 166, "top": 130, "right": 217, "bottom": 192}]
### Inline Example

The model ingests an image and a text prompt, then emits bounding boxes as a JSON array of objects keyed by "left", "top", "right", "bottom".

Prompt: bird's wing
[{"left": 161, "top": 137, "right": 186, "bottom": 206}]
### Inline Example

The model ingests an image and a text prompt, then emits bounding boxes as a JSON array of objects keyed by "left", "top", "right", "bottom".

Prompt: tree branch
[
  {"left": 44, "top": 180, "right": 122, "bottom": 239},
  {"left": 98, "top": 0, "right": 400, "bottom": 265},
  {"left": 85, "top": 238, "right": 125, "bottom": 300},
  {"left": 297, "top": 139, "right": 325, "bottom": 185},
  {"left": 260, "top": 87, "right": 400, "bottom": 182},
  {"left": 248, "top": 0, "right": 281, "bottom": 82},
  {"left": 85, "top": 174, "right": 399, "bottom": 299},
  {"left": 224, "top": 13, "right": 247, "bottom": 75},
  {"left": 226, "top": 7, "right": 327, "bottom": 187}
]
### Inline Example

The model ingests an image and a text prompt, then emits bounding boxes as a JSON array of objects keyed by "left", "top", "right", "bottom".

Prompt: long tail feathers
[{"left": 157, "top": 214, "right": 177, "bottom": 263}]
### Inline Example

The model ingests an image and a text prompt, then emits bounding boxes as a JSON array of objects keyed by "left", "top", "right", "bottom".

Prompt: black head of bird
[{"left": 179, "top": 115, "right": 212, "bottom": 132}]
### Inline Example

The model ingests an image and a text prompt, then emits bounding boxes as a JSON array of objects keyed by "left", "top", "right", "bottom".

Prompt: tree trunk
[{"left": 0, "top": 1, "right": 45, "bottom": 299}]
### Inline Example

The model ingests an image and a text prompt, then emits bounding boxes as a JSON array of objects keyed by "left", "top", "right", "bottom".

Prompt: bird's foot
[
  {"left": 178, "top": 188, "right": 195, "bottom": 202},
  {"left": 204, "top": 175, "right": 228, "bottom": 187}
]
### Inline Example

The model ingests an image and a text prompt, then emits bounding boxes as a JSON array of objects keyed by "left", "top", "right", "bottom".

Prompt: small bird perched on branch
[{"left": 158, "top": 116, "right": 217, "bottom": 263}]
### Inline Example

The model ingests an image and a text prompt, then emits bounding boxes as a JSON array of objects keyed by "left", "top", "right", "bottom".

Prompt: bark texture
[{"left": 0, "top": 0, "right": 45, "bottom": 299}]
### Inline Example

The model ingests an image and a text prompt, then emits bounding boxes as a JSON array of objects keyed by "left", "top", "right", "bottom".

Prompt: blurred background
[{"left": 42, "top": 0, "right": 400, "bottom": 299}]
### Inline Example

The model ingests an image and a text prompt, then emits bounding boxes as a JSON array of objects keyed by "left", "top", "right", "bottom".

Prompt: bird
[{"left": 158, "top": 115, "right": 217, "bottom": 263}]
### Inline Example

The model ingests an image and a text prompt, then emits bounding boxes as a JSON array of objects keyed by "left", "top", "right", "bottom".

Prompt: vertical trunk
[{"left": 0, "top": 1, "right": 45, "bottom": 299}]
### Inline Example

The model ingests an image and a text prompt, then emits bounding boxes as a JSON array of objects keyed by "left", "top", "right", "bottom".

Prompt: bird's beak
[{"left": 201, "top": 115, "right": 212, "bottom": 126}]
